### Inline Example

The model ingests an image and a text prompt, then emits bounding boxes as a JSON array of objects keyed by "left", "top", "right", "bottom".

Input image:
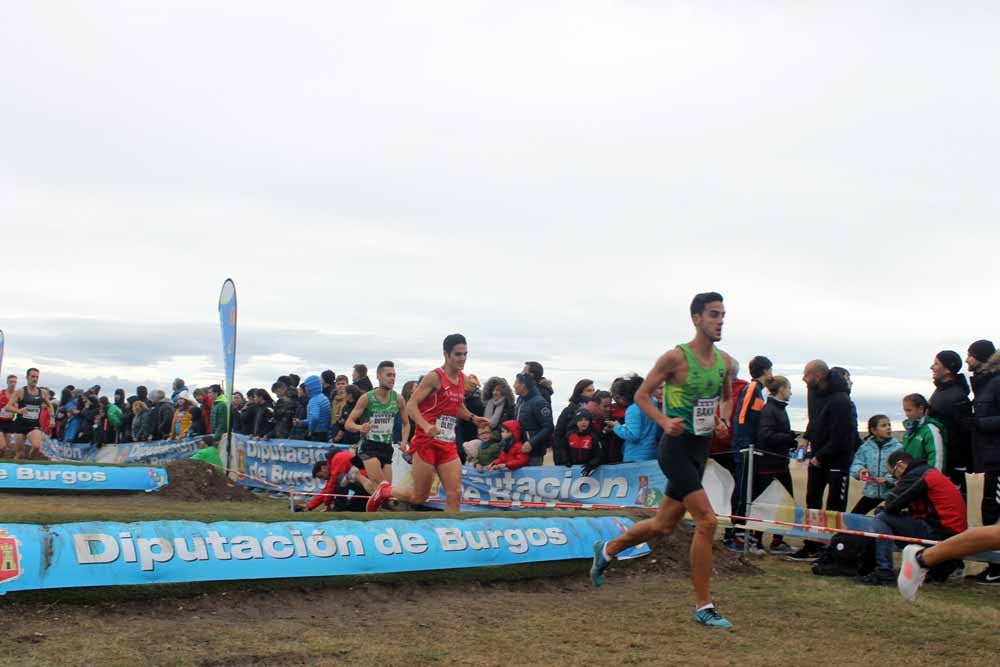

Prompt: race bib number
[
  {"left": 435, "top": 415, "right": 457, "bottom": 443},
  {"left": 23, "top": 404, "right": 41, "bottom": 421},
  {"left": 693, "top": 398, "right": 719, "bottom": 436},
  {"left": 370, "top": 412, "right": 394, "bottom": 438}
]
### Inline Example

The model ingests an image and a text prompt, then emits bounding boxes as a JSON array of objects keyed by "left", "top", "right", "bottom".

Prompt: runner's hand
[
  {"left": 360, "top": 423, "right": 372, "bottom": 433},
  {"left": 713, "top": 417, "right": 728, "bottom": 440},
  {"left": 472, "top": 416, "right": 491, "bottom": 428},
  {"left": 423, "top": 423, "right": 442, "bottom": 438},
  {"left": 663, "top": 417, "right": 685, "bottom": 437}
]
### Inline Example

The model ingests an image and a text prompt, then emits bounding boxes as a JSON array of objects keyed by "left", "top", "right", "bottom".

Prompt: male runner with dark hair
[
  {"left": 367, "top": 334, "right": 490, "bottom": 512},
  {"left": 346, "top": 360, "right": 409, "bottom": 485},
  {"left": 8, "top": 368, "right": 52, "bottom": 459},
  {"left": 591, "top": 292, "right": 735, "bottom": 628}
]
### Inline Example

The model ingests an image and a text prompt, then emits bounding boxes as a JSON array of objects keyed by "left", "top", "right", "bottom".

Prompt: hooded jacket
[
  {"left": 929, "top": 373, "right": 973, "bottom": 471},
  {"left": 302, "top": 376, "right": 332, "bottom": 436},
  {"left": 808, "top": 372, "right": 855, "bottom": 470},
  {"left": 884, "top": 462, "right": 967, "bottom": 536},
  {"left": 850, "top": 436, "right": 903, "bottom": 499},
  {"left": 554, "top": 399, "right": 589, "bottom": 466},
  {"left": 154, "top": 397, "right": 175, "bottom": 440},
  {"left": 613, "top": 402, "right": 661, "bottom": 462},
  {"left": 970, "top": 351, "right": 1000, "bottom": 473},
  {"left": 131, "top": 408, "right": 154, "bottom": 442},
  {"left": 492, "top": 420, "right": 529, "bottom": 470},
  {"left": 515, "top": 386, "right": 554, "bottom": 456},
  {"left": 756, "top": 397, "right": 798, "bottom": 474},
  {"left": 210, "top": 395, "right": 229, "bottom": 441},
  {"left": 902, "top": 416, "right": 946, "bottom": 470},
  {"left": 272, "top": 392, "right": 297, "bottom": 439}
]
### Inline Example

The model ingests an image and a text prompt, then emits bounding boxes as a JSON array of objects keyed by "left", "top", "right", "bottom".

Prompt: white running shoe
[{"left": 898, "top": 545, "right": 928, "bottom": 602}]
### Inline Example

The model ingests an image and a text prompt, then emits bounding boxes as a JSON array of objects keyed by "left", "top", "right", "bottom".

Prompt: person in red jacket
[
  {"left": 860, "top": 450, "right": 967, "bottom": 586},
  {"left": 294, "top": 449, "right": 377, "bottom": 512},
  {"left": 487, "top": 420, "right": 529, "bottom": 471}
]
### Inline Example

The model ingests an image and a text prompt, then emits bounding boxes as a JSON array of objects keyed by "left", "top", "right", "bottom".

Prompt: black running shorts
[
  {"left": 658, "top": 432, "right": 711, "bottom": 502},
  {"left": 0, "top": 420, "right": 13, "bottom": 434},
  {"left": 14, "top": 420, "right": 41, "bottom": 436},
  {"left": 359, "top": 440, "right": 394, "bottom": 467}
]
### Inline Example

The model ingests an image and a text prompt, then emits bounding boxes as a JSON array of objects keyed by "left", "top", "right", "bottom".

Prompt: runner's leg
[
  {"left": 921, "top": 524, "right": 1000, "bottom": 567},
  {"left": 382, "top": 462, "right": 393, "bottom": 485},
  {"left": 435, "top": 457, "right": 463, "bottom": 512},
  {"left": 390, "top": 450, "right": 436, "bottom": 505},
  {"left": 27, "top": 430, "right": 45, "bottom": 459},
  {"left": 12, "top": 433, "right": 26, "bottom": 460},
  {"left": 683, "top": 489, "right": 719, "bottom": 608},
  {"left": 362, "top": 457, "right": 386, "bottom": 485},
  {"left": 606, "top": 494, "right": 686, "bottom": 557}
]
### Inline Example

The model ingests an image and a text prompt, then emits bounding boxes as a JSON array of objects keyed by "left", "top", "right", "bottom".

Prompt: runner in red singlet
[{"left": 366, "top": 334, "right": 490, "bottom": 512}]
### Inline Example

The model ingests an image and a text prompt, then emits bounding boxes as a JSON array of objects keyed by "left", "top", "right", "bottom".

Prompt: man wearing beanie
[
  {"left": 967, "top": 339, "right": 1000, "bottom": 585},
  {"left": 929, "top": 351, "right": 973, "bottom": 502}
]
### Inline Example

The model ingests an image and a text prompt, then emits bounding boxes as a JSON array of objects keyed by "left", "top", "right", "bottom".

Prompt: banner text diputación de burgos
[{"left": 73, "top": 525, "right": 570, "bottom": 572}]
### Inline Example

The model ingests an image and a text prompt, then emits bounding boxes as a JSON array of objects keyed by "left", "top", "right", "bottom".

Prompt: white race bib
[
  {"left": 435, "top": 415, "right": 457, "bottom": 443},
  {"left": 23, "top": 404, "right": 41, "bottom": 421},
  {"left": 370, "top": 412, "right": 394, "bottom": 438},
  {"left": 693, "top": 397, "right": 719, "bottom": 436}
]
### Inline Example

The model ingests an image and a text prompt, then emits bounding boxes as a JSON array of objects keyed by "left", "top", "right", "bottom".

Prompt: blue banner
[
  {"left": 96, "top": 437, "right": 203, "bottom": 465},
  {"left": 0, "top": 516, "right": 648, "bottom": 593},
  {"left": 218, "top": 279, "right": 237, "bottom": 432},
  {"left": 0, "top": 463, "right": 167, "bottom": 492},
  {"left": 41, "top": 437, "right": 98, "bottom": 463},
  {"left": 231, "top": 434, "right": 330, "bottom": 492}
]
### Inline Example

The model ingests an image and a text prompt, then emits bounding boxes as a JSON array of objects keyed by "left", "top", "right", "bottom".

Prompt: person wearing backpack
[{"left": 849, "top": 415, "right": 904, "bottom": 515}]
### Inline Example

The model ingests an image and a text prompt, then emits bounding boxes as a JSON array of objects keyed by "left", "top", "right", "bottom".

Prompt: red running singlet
[{"left": 409, "top": 367, "right": 465, "bottom": 466}]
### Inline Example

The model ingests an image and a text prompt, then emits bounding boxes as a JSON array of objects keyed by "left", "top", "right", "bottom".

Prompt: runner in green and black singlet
[
  {"left": 346, "top": 361, "right": 410, "bottom": 485},
  {"left": 591, "top": 293, "right": 736, "bottom": 629}
]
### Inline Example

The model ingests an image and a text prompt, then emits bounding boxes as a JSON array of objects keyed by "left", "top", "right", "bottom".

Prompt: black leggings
[
  {"left": 984, "top": 471, "right": 1000, "bottom": 527},
  {"left": 850, "top": 495, "right": 883, "bottom": 516},
  {"left": 805, "top": 466, "right": 849, "bottom": 548}
]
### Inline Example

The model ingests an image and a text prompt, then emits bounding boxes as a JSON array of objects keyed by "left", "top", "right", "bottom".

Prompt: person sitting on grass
[
  {"left": 849, "top": 415, "right": 903, "bottom": 515},
  {"left": 486, "top": 420, "right": 529, "bottom": 472},
  {"left": 464, "top": 422, "right": 502, "bottom": 471},
  {"left": 190, "top": 435, "right": 223, "bottom": 467},
  {"left": 859, "top": 451, "right": 967, "bottom": 586},
  {"left": 901, "top": 393, "right": 945, "bottom": 471},
  {"left": 294, "top": 449, "right": 380, "bottom": 512}
]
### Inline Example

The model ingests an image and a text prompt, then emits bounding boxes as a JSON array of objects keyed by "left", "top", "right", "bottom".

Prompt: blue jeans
[{"left": 871, "top": 513, "right": 935, "bottom": 572}]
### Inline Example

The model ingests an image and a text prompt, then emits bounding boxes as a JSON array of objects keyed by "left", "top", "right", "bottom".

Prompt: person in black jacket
[
  {"left": 749, "top": 376, "right": 797, "bottom": 553},
  {"left": 352, "top": 364, "right": 374, "bottom": 392},
  {"left": 929, "top": 350, "right": 973, "bottom": 501},
  {"left": 151, "top": 390, "right": 175, "bottom": 440},
  {"left": 553, "top": 379, "right": 596, "bottom": 466},
  {"left": 566, "top": 409, "right": 604, "bottom": 475},
  {"left": 967, "top": 340, "right": 1000, "bottom": 584},
  {"left": 789, "top": 360, "right": 854, "bottom": 560},
  {"left": 514, "top": 372, "right": 554, "bottom": 466},
  {"left": 251, "top": 391, "right": 275, "bottom": 438},
  {"left": 271, "top": 381, "right": 297, "bottom": 439}
]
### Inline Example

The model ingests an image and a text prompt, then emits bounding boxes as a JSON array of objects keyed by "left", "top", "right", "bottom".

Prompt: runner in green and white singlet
[
  {"left": 346, "top": 361, "right": 409, "bottom": 485},
  {"left": 590, "top": 292, "right": 736, "bottom": 629}
]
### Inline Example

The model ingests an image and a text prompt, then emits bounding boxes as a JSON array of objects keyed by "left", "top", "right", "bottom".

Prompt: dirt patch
[
  {"left": 158, "top": 460, "right": 255, "bottom": 502},
  {"left": 613, "top": 520, "right": 761, "bottom": 578}
]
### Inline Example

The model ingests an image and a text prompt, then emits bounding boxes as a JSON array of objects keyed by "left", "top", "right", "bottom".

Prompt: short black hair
[
  {"left": 903, "top": 393, "right": 929, "bottom": 410},
  {"left": 209, "top": 384, "right": 224, "bottom": 396},
  {"left": 5, "top": 374, "right": 15, "bottom": 381},
  {"left": 26, "top": 368, "right": 39, "bottom": 377},
  {"left": 888, "top": 451, "right": 915, "bottom": 468},
  {"left": 591, "top": 390, "right": 612, "bottom": 403},
  {"left": 749, "top": 356, "right": 773, "bottom": 380},
  {"left": 690, "top": 292, "right": 724, "bottom": 316},
  {"left": 312, "top": 460, "right": 328, "bottom": 477},
  {"left": 611, "top": 375, "right": 644, "bottom": 407},
  {"left": 321, "top": 370, "right": 335, "bottom": 384},
  {"left": 377, "top": 360, "right": 394, "bottom": 373},
  {"left": 524, "top": 361, "right": 544, "bottom": 380},
  {"left": 516, "top": 372, "right": 535, "bottom": 390},
  {"left": 345, "top": 385, "right": 362, "bottom": 401},
  {"left": 353, "top": 364, "right": 368, "bottom": 376},
  {"left": 287, "top": 374, "right": 300, "bottom": 387},
  {"left": 271, "top": 381, "right": 286, "bottom": 392},
  {"left": 277, "top": 375, "right": 291, "bottom": 385},
  {"left": 443, "top": 333, "right": 467, "bottom": 354}
]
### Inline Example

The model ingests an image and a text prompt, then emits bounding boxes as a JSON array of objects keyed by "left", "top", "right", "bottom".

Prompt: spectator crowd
[{"left": 2, "top": 340, "right": 998, "bottom": 585}]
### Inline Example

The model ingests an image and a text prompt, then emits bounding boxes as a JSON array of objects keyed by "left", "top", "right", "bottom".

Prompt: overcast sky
[{"left": 2, "top": 3, "right": 997, "bottom": 427}]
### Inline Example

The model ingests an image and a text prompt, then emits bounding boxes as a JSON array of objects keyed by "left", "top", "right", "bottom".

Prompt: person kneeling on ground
[
  {"left": 191, "top": 435, "right": 223, "bottom": 467},
  {"left": 486, "top": 420, "right": 529, "bottom": 472},
  {"left": 294, "top": 449, "right": 379, "bottom": 512},
  {"left": 464, "top": 422, "right": 502, "bottom": 471},
  {"left": 860, "top": 451, "right": 967, "bottom": 586},
  {"left": 849, "top": 415, "right": 903, "bottom": 515}
]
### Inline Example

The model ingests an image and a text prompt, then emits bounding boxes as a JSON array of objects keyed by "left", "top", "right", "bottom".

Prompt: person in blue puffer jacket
[
  {"left": 611, "top": 375, "right": 661, "bottom": 462},
  {"left": 849, "top": 414, "right": 903, "bottom": 515},
  {"left": 295, "top": 375, "right": 332, "bottom": 442}
]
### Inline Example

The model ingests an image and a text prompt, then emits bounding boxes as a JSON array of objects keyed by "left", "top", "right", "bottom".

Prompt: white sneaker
[{"left": 898, "top": 545, "right": 928, "bottom": 602}]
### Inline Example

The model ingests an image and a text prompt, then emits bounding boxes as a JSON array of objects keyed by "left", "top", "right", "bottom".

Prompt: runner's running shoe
[
  {"left": 973, "top": 564, "right": 1000, "bottom": 586},
  {"left": 366, "top": 481, "right": 392, "bottom": 512},
  {"left": 898, "top": 545, "right": 928, "bottom": 601},
  {"left": 591, "top": 540, "right": 610, "bottom": 588},
  {"left": 695, "top": 607, "right": 733, "bottom": 629}
]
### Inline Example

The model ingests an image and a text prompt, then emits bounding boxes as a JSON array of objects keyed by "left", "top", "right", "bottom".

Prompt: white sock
[
  {"left": 602, "top": 544, "right": 613, "bottom": 562},
  {"left": 696, "top": 603, "right": 715, "bottom": 612}
]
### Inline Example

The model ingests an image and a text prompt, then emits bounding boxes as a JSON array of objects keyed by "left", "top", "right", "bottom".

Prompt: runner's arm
[
  {"left": 345, "top": 394, "right": 370, "bottom": 434},
  {"left": 397, "top": 394, "right": 410, "bottom": 444},
  {"left": 7, "top": 390, "right": 24, "bottom": 415},
  {"left": 458, "top": 403, "right": 490, "bottom": 427},
  {"left": 635, "top": 349, "right": 683, "bottom": 433},
  {"left": 715, "top": 351, "right": 734, "bottom": 437},
  {"left": 406, "top": 372, "right": 441, "bottom": 435}
]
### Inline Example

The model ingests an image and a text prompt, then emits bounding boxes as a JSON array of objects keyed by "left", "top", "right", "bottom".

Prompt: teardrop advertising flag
[{"left": 217, "top": 280, "right": 237, "bottom": 432}]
